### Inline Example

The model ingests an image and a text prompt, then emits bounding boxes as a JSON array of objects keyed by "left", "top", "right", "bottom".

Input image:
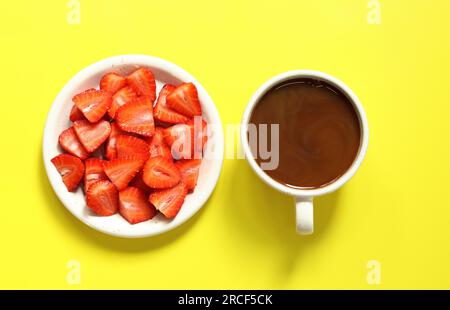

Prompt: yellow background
[{"left": 1, "top": 0, "right": 449, "bottom": 289}]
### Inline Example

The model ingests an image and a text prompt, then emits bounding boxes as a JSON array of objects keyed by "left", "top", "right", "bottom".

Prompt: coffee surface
[{"left": 249, "top": 78, "right": 361, "bottom": 189}]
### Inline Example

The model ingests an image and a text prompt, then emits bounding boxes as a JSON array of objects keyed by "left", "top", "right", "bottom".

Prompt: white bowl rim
[{"left": 43, "top": 54, "right": 224, "bottom": 238}]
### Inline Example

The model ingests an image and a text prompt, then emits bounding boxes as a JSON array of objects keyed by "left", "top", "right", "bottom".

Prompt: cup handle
[{"left": 295, "top": 196, "right": 314, "bottom": 235}]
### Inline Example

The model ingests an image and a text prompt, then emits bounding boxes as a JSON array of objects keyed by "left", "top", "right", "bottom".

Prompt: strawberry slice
[
  {"left": 86, "top": 180, "right": 119, "bottom": 216},
  {"left": 115, "top": 135, "right": 149, "bottom": 161},
  {"left": 73, "top": 120, "right": 111, "bottom": 153},
  {"left": 149, "top": 182, "right": 188, "bottom": 219},
  {"left": 142, "top": 156, "right": 181, "bottom": 189},
  {"left": 108, "top": 86, "right": 138, "bottom": 118},
  {"left": 51, "top": 154, "right": 84, "bottom": 192},
  {"left": 153, "top": 84, "right": 189, "bottom": 124},
  {"left": 105, "top": 122, "right": 124, "bottom": 160},
  {"left": 133, "top": 96, "right": 153, "bottom": 107},
  {"left": 58, "top": 127, "right": 89, "bottom": 159},
  {"left": 73, "top": 88, "right": 112, "bottom": 123},
  {"left": 163, "top": 123, "right": 192, "bottom": 160},
  {"left": 148, "top": 128, "right": 172, "bottom": 160},
  {"left": 100, "top": 72, "right": 126, "bottom": 94},
  {"left": 103, "top": 157, "right": 144, "bottom": 190},
  {"left": 69, "top": 105, "right": 85, "bottom": 122},
  {"left": 84, "top": 158, "right": 107, "bottom": 192},
  {"left": 166, "top": 83, "right": 202, "bottom": 117},
  {"left": 188, "top": 117, "right": 208, "bottom": 159},
  {"left": 130, "top": 171, "right": 152, "bottom": 195},
  {"left": 119, "top": 187, "right": 157, "bottom": 224},
  {"left": 163, "top": 118, "right": 208, "bottom": 159},
  {"left": 116, "top": 101, "right": 155, "bottom": 137},
  {"left": 175, "top": 159, "right": 201, "bottom": 191},
  {"left": 126, "top": 67, "right": 156, "bottom": 102}
]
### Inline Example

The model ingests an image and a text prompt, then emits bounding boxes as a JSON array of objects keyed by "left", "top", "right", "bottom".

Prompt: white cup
[{"left": 241, "top": 70, "right": 369, "bottom": 235}]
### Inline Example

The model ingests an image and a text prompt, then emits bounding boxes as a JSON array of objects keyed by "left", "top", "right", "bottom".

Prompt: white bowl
[{"left": 43, "top": 55, "right": 224, "bottom": 238}]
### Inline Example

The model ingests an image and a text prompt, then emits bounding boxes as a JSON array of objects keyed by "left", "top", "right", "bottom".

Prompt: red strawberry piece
[
  {"left": 175, "top": 159, "right": 201, "bottom": 191},
  {"left": 126, "top": 67, "right": 156, "bottom": 101},
  {"left": 69, "top": 105, "right": 85, "bottom": 122},
  {"left": 187, "top": 117, "right": 208, "bottom": 159},
  {"left": 73, "top": 120, "right": 111, "bottom": 153},
  {"left": 142, "top": 156, "right": 181, "bottom": 189},
  {"left": 115, "top": 135, "right": 149, "bottom": 161},
  {"left": 119, "top": 187, "right": 157, "bottom": 224},
  {"left": 148, "top": 128, "right": 172, "bottom": 160},
  {"left": 162, "top": 118, "right": 208, "bottom": 159},
  {"left": 149, "top": 182, "right": 188, "bottom": 219},
  {"left": 166, "top": 82, "right": 202, "bottom": 117},
  {"left": 133, "top": 96, "right": 153, "bottom": 107},
  {"left": 153, "top": 84, "right": 189, "bottom": 124},
  {"left": 100, "top": 72, "right": 126, "bottom": 94},
  {"left": 103, "top": 157, "right": 145, "bottom": 190},
  {"left": 72, "top": 88, "right": 112, "bottom": 123},
  {"left": 108, "top": 86, "right": 138, "bottom": 118},
  {"left": 130, "top": 171, "right": 152, "bottom": 195},
  {"left": 51, "top": 154, "right": 84, "bottom": 192},
  {"left": 116, "top": 101, "right": 155, "bottom": 137},
  {"left": 105, "top": 122, "right": 124, "bottom": 160},
  {"left": 84, "top": 158, "right": 107, "bottom": 192},
  {"left": 163, "top": 123, "right": 192, "bottom": 160},
  {"left": 58, "top": 127, "right": 89, "bottom": 159},
  {"left": 86, "top": 180, "right": 119, "bottom": 216}
]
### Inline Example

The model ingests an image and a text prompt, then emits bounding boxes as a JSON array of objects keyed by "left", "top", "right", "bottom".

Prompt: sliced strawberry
[
  {"left": 115, "top": 135, "right": 149, "bottom": 161},
  {"left": 175, "top": 159, "right": 201, "bottom": 191},
  {"left": 149, "top": 182, "right": 188, "bottom": 219},
  {"left": 105, "top": 122, "right": 124, "bottom": 160},
  {"left": 166, "top": 83, "right": 202, "bottom": 117},
  {"left": 69, "top": 105, "right": 85, "bottom": 122},
  {"left": 51, "top": 154, "right": 84, "bottom": 192},
  {"left": 84, "top": 158, "right": 107, "bottom": 192},
  {"left": 188, "top": 117, "right": 208, "bottom": 159},
  {"left": 72, "top": 88, "right": 112, "bottom": 123},
  {"left": 142, "top": 156, "right": 181, "bottom": 189},
  {"left": 116, "top": 101, "right": 155, "bottom": 137},
  {"left": 100, "top": 72, "right": 126, "bottom": 94},
  {"left": 119, "top": 187, "right": 157, "bottom": 224},
  {"left": 103, "top": 157, "right": 144, "bottom": 190},
  {"left": 73, "top": 120, "right": 111, "bottom": 153},
  {"left": 148, "top": 128, "right": 172, "bottom": 160},
  {"left": 126, "top": 67, "right": 156, "bottom": 101},
  {"left": 133, "top": 96, "right": 153, "bottom": 107},
  {"left": 58, "top": 127, "right": 89, "bottom": 159},
  {"left": 86, "top": 180, "right": 118, "bottom": 216},
  {"left": 162, "top": 118, "right": 208, "bottom": 159},
  {"left": 154, "top": 84, "right": 189, "bottom": 124},
  {"left": 130, "top": 171, "right": 152, "bottom": 195},
  {"left": 163, "top": 123, "right": 192, "bottom": 160},
  {"left": 108, "top": 86, "right": 138, "bottom": 118}
]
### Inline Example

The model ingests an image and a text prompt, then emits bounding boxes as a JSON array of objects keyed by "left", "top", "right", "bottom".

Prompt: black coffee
[{"left": 249, "top": 78, "right": 361, "bottom": 189}]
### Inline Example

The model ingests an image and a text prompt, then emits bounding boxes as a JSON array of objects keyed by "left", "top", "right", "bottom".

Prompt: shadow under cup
[{"left": 246, "top": 75, "right": 365, "bottom": 192}]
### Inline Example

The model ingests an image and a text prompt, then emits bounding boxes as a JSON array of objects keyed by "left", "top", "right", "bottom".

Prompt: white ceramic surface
[
  {"left": 43, "top": 55, "right": 224, "bottom": 238},
  {"left": 241, "top": 70, "right": 369, "bottom": 235}
]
